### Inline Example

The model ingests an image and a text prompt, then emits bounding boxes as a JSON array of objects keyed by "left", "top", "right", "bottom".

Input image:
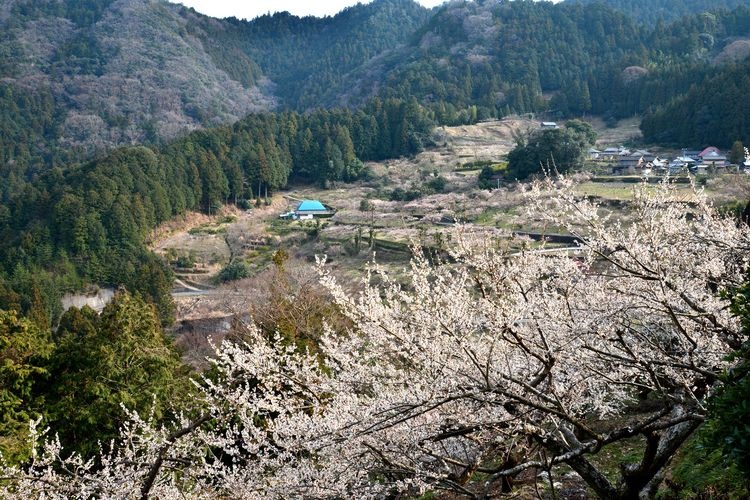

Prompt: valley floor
[{"left": 148, "top": 117, "right": 750, "bottom": 369}]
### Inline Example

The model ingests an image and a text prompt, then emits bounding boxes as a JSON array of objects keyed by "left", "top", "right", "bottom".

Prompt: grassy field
[{"left": 573, "top": 180, "right": 696, "bottom": 201}]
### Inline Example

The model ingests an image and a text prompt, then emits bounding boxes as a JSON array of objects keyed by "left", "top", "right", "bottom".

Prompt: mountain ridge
[
  {"left": 0, "top": 0, "right": 274, "bottom": 169},
  {"left": 1, "top": 0, "right": 749, "bottom": 180}
]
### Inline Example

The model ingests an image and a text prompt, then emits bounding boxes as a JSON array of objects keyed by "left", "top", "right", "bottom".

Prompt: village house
[
  {"left": 698, "top": 147, "right": 728, "bottom": 168},
  {"left": 651, "top": 157, "right": 668, "bottom": 172},
  {"left": 588, "top": 147, "right": 601, "bottom": 160},
  {"left": 668, "top": 155, "right": 696, "bottom": 174},
  {"left": 616, "top": 149, "right": 656, "bottom": 174},
  {"left": 596, "top": 147, "right": 630, "bottom": 164},
  {"left": 280, "top": 199, "right": 335, "bottom": 220}
]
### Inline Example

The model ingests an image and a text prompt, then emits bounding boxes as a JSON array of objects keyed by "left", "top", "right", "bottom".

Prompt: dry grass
[{"left": 589, "top": 116, "right": 643, "bottom": 146}]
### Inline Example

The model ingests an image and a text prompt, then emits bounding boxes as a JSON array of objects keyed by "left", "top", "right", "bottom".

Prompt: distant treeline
[
  {"left": 569, "top": 0, "right": 750, "bottom": 23},
  {"left": 0, "top": 97, "right": 433, "bottom": 326},
  {"left": 369, "top": 2, "right": 750, "bottom": 125},
  {"left": 641, "top": 59, "right": 750, "bottom": 148}
]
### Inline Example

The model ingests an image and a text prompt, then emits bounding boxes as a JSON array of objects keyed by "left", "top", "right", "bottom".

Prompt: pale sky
[{"left": 168, "top": 0, "right": 448, "bottom": 20}]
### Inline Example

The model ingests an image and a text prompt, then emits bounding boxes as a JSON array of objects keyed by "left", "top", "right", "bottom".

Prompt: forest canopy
[{"left": 0, "top": 97, "right": 434, "bottom": 327}]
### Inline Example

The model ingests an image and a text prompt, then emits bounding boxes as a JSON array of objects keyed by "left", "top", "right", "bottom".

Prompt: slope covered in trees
[
  {"left": 322, "top": 0, "right": 645, "bottom": 120},
  {"left": 315, "top": 1, "right": 750, "bottom": 131},
  {"left": 0, "top": 0, "right": 273, "bottom": 176},
  {"left": 0, "top": 98, "right": 433, "bottom": 327},
  {"left": 202, "top": 0, "right": 432, "bottom": 110},
  {"left": 1, "top": 0, "right": 749, "bottom": 176},
  {"left": 640, "top": 58, "right": 750, "bottom": 148},
  {"left": 568, "top": 0, "right": 750, "bottom": 23},
  {"left": 591, "top": 5, "right": 750, "bottom": 121}
]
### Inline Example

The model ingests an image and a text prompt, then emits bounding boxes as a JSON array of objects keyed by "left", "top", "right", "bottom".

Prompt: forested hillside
[
  {"left": 2, "top": 0, "right": 749, "bottom": 181},
  {"left": 0, "top": 0, "right": 273, "bottom": 181},
  {"left": 592, "top": 6, "right": 750, "bottom": 120},
  {"left": 331, "top": 0, "right": 646, "bottom": 120},
  {"left": 641, "top": 58, "right": 750, "bottom": 147},
  {"left": 568, "top": 0, "right": 750, "bottom": 23},
  {"left": 202, "top": 0, "right": 432, "bottom": 110},
  {"left": 0, "top": 97, "right": 432, "bottom": 327},
  {"left": 321, "top": 1, "right": 750, "bottom": 126}
]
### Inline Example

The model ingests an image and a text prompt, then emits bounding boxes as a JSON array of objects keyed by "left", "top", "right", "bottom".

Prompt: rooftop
[
  {"left": 699, "top": 146, "right": 721, "bottom": 157},
  {"left": 296, "top": 200, "right": 327, "bottom": 212}
]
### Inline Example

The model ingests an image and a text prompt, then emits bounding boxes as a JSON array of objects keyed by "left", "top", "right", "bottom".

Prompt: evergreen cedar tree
[
  {"left": 44, "top": 293, "right": 191, "bottom": 458},
  {"left": 2, "top": 176, "right": 750, "bottom": 498},
  {"left": 0, "top": 311, "right": 52, "bottom": 464},
  {"left": 0, "top": 293, "right": 191, "bottom": 463}
]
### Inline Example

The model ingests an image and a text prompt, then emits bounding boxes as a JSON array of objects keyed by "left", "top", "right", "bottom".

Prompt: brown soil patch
[{"left": 439, "top": 117, "right": 538, "bottom": 161}]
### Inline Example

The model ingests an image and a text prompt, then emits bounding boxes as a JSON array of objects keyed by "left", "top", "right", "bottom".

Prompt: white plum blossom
[{"left": 2, "top": 177, "right": 748, "bottom": 498}]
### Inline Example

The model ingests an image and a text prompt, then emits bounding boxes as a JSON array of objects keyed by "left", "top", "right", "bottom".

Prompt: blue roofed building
[
  {"left": 292, "top": 199, "right": 335, "bottom": 218},
  {"left": 296, "top": 200, "right": 326, "bottom": 213}
]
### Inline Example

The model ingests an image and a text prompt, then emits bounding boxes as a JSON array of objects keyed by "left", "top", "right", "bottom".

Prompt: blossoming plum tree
[{"left": 2, "top": 176, "right": 749, "bottom": 498}]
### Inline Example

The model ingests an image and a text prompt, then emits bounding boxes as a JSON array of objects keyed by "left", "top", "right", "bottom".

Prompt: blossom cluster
[{"left": 2, "top": 177, "right": 748, "bottom": 498}]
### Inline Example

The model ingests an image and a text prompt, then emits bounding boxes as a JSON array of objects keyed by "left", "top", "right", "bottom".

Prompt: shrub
[
  {"left": 390, "top": 188, "right": 422, "bottom": 201},
  {"left": 217, "top": 261, "right": 251, "bottom": 282},
  {"left": 425, "top": 176, "right": 447, "bottom": 193}
]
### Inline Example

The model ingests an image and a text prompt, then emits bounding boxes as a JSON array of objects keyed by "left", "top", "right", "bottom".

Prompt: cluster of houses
[{"left": 588, "top": 146, "right": 750, "bottom": 176}]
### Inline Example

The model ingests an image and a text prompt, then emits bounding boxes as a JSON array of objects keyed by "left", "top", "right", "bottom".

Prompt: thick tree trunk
[
  {"left": 618, "top": 417, "right": 701, "bottom": 499},
  {"left": 563, "top": 406, "right": 702, "bottom": 499}
]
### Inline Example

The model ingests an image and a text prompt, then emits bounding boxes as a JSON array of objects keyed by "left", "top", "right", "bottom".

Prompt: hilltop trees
[
  {"left": 506, "top": 120, "right": 597, "bottom": 179},
  {"left": 1, "top": 177, "right": 748, "bottom": 497}
]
